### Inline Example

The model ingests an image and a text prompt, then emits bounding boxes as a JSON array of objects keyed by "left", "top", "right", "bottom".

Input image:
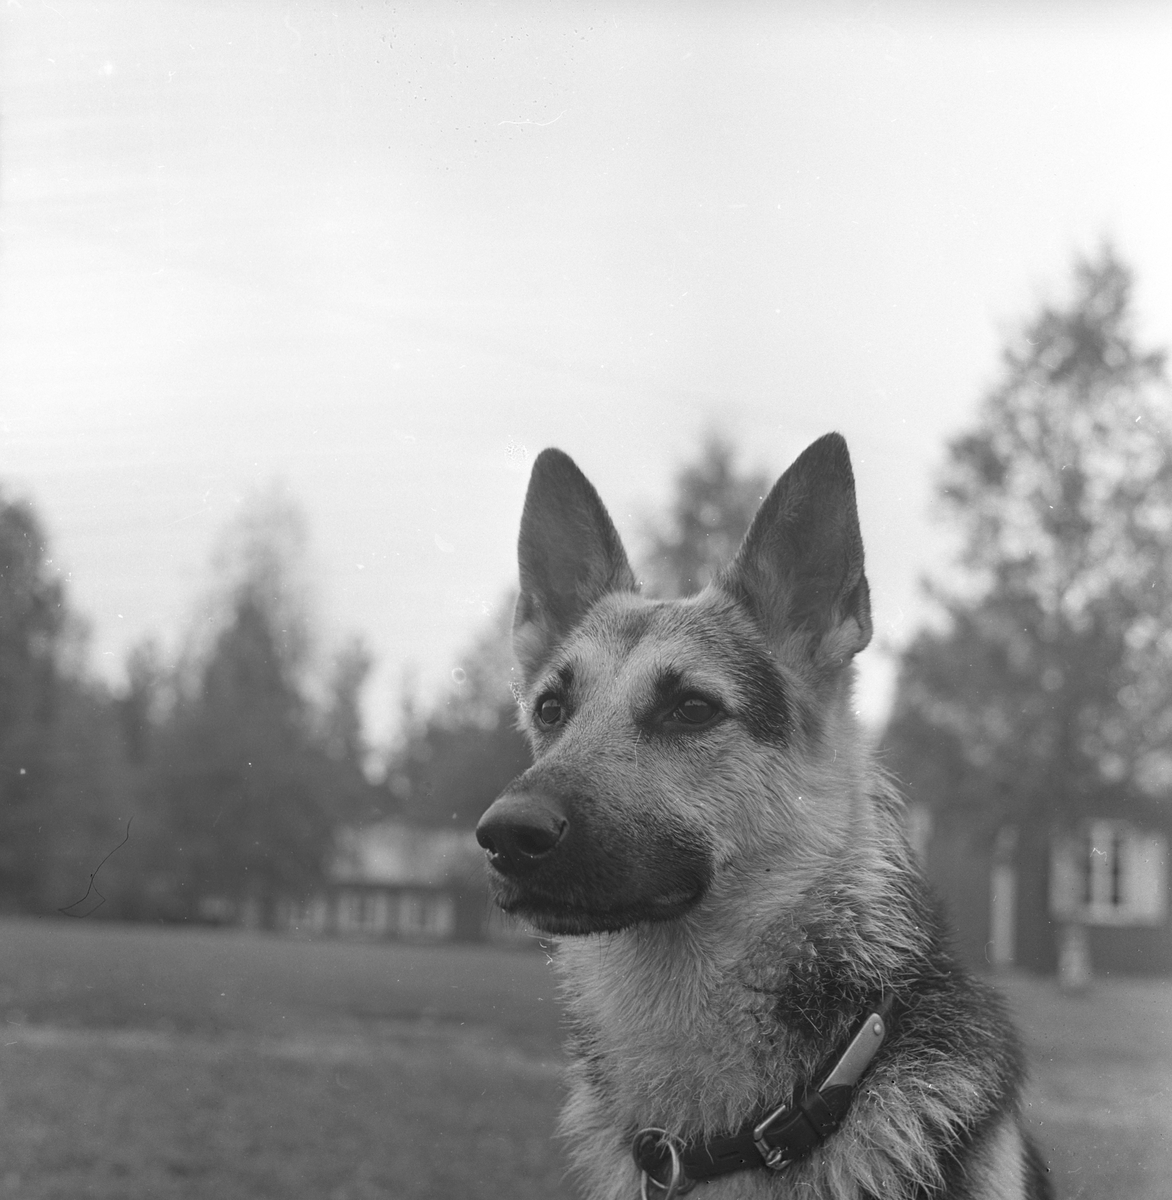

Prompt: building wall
[
  {"left": 1012, "top": 828, "right": 1060, "bottom": 975},
  {"left": 275, "top": 885, "right": 477, "bottom": 942},
  {"left": 923, "top": 825, "right": 994, "bottom": 972},
  {"left": 924, "top": 817, "right": 1172, "bottom": 977}
]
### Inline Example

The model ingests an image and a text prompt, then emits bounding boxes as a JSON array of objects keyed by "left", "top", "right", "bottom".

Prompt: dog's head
[{"left": 476, "top": 434, "right": 873, "bottom": 935}]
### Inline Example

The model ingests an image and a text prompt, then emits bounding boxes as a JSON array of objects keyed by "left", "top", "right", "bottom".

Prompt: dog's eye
[
  {"left": 536, "top": 695, "right": 564, "bottom": 727},
  {"left": 672, "top": 695, "right": 720, "bottom": 726}
]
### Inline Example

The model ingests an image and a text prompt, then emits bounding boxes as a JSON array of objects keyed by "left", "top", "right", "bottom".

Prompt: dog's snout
[{"left": 476, "top": 793, "right": 568, "bottom": 876}]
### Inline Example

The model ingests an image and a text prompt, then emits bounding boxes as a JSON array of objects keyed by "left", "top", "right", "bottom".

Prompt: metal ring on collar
[{"left": 633, "top": 1128, "right": 693, "bottom": 1200}]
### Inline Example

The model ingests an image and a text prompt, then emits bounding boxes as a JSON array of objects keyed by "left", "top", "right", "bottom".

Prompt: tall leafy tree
[
  {"left": 319, "top": 635, "right": 390, "bottom": 823},
  {"left": 116, "top": 637, "right": 168, "bottom": 767},
  {"left": 144, "top": 492, "right": 347, "bottom": 920},
  {"left": 641, "top": 435, "right": 770, "bottom": 597},
  {"left": 885, "top": 248, "right": 1172, "bottom": 838}
]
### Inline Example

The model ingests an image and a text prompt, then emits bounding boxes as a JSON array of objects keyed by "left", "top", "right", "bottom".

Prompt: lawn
[
  {"left": 996, "top": 972, "right": 1172, "bottom": 1198},
  {"left": 0, "top": 919, "right": 571, "bottom": 1200},
  {"left": 1, "top": 917, "right": 1168, "bottom": 1199}
]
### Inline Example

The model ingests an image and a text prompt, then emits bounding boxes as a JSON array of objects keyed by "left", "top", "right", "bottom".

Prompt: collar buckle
[{"left": 752, "top": 1104, "right": 797, "bottom": 1171}]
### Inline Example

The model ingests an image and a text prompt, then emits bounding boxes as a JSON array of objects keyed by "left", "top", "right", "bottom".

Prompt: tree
[
  {"left": 205, "top": 482, "right": 313, "bottom": 683},
  {"left": 883, "top": 248, "right": 1172, "bottom": 977},
  {"left": 116, "top": 637, "right": 168, "bottom": 766},
  {"left": 319, "top": 636, "right": 390, "bottom": 823},
  {"left": 0, "top": 493, "right": 66, "bottom": 908},
  {"left": 641, "top": 434, "right": 770, "bottom": 597},
  {"left": 144, "top": 492, "right": 354, "bottom": 921},
  {"left": 390, "top": 600, "right": 531, "bottom": 829},
  {"left": 46, "top": 677, "right": 140, "bottom": 919},
  {"left": 0, "top": 491, "right": 136, "bottom": 917}
]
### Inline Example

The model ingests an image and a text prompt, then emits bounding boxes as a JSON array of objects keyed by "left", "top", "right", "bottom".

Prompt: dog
[{"left": 476, "top": 434, "right": 1052, "bottom": 1199}]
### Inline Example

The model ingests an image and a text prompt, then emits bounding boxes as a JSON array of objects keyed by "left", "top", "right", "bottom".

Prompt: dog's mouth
[{"left": 492, "top": 879, "right": 708, "bottom": 936}]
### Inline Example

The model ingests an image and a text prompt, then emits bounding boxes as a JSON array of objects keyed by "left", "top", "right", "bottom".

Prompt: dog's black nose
[{"left": 476, "top": 792, "right": 568, "bottom": 876}]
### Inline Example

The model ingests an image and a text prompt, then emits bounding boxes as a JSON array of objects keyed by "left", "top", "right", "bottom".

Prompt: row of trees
[
  {"left": 2, "top": 246, "right": 1168, "bottom": 931},
  {"left": 0, "top": 488, "right": 385, "bottom": 921}
]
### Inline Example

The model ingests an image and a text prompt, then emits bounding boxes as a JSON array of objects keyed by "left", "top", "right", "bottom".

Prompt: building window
[
  {"left": 426, "top": 895, "right": 456, "bottom": 939},
  {"left": 306, "top": 896, "right": 330, "bottom": 933},
  {"left": 337, "top": 889, "right": 363, "bottom": 932},
  {"left": 397, "top": 892, "right": 425, "bottom": 935},
  {"left": 1050, "top": 820, "right": 1168, "bottom": 926}
]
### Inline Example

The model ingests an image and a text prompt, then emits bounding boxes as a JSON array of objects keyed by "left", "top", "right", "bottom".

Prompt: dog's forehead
[{"left": 552, "top": 591, "right": 747, "bottom": 692}]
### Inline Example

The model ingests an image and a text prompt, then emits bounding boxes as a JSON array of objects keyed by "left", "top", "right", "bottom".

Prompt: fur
[{"left": 476, "top": 435, "right": 1053, "bottom": 1200}]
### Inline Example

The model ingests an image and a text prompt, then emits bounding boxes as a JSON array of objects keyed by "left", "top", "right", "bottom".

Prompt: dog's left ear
[
  {"left": 513, "top": 449, "right": 637, "bottom": 680},
  {"left": 718, "top": 432, "right": 872, "bottom": 669}
]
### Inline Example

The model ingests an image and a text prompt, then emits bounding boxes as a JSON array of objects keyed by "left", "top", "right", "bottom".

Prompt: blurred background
[{"left": 1, "top": 2, "right": 1171, "bottom": 1197}]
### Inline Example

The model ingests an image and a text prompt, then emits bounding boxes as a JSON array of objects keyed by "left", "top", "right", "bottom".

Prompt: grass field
[{"left": 1, "top": 917, "right": 1169, "bottom": 1199}]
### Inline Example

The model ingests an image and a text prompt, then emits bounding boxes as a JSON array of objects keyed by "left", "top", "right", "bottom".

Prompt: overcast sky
[{"left": 2, "top": 1, "right": 1171, "bottom": 746}]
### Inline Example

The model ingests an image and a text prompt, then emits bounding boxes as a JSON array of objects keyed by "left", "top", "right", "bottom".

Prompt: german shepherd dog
[{"left": 477, "top": 435, "right": 1052, "bottom": 1199}]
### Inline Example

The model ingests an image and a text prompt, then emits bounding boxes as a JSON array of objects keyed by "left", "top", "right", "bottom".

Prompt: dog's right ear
[{"left": 513, "top": 449, "right": 636, "bottom": 680}]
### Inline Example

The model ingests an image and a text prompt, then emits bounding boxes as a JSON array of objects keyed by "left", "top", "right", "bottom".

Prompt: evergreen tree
[
  {"left": 48, "top": 678, "right": 139, "bottom": 918},
  {"left": 0, "top": 493, "right": 65, "bottom": 908},
  {"left": 322, "top": 636, "right": 373, "bottom": 768},
  {"left": 144, "top": 492, "right": 359, "bottom": 920},
  {"left": 0, "top": 492, "right": 135, "bottom": 916}
]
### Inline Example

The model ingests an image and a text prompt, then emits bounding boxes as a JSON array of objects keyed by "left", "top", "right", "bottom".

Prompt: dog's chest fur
[{"left": 559, "top": 920, "right": 786, "bottom": 1133}]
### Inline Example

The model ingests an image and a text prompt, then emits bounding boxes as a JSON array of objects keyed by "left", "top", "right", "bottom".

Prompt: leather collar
[{"left": 632, "top": 994, "right": 895, "bottom": 1195}]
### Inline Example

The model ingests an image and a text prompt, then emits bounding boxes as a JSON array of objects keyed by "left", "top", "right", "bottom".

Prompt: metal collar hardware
[
  {"left": 752, "top": 1006, "right": 889, "bottom": 1169},
  {"left": 632, "top": 1128, "right": 693, "bottom": 1200}
]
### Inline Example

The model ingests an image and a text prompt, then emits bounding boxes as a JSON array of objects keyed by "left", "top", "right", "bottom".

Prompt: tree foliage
[
  {"left": 322, "top": 636, "right": 374, "bottom": 768},
  {"left": 146, "top": 593, "right": 338, "bottom": 915},
  {"left": 390, "top": 601, "right": 531, "bottom": 829},
  {"left": 141, "top": 492, "right": 379, "bottom": 919},
  {"left": 116, "top": 637, "right": 168, "bottom": 767},
  {"left": 884, "top": 248, "right": 1172, "bottom": 833},
  {"left": 0, "top": 493, "right": 138, "bottom": 915},
  {"left": 0, "top": 494, "right": 68, "bottom": 907},
  {"left": 641, "top": 435, "right": 770, "bottom": 597}
]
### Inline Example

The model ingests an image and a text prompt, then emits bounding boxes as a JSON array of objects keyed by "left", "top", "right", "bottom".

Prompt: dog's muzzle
[
  {"left": 476, "top": 782, "right": 712, "bottom": 935},
  {"left": 475, "top": 791, "right": 568, "bottom": 877}
]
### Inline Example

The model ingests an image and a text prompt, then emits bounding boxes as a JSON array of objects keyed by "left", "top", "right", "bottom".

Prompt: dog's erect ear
[
  {"left": 718, "top": 433, "right": 872, "bottom": 668},
  {"left": 513, "top": 449, "right": 636, "bottom": 679}
]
